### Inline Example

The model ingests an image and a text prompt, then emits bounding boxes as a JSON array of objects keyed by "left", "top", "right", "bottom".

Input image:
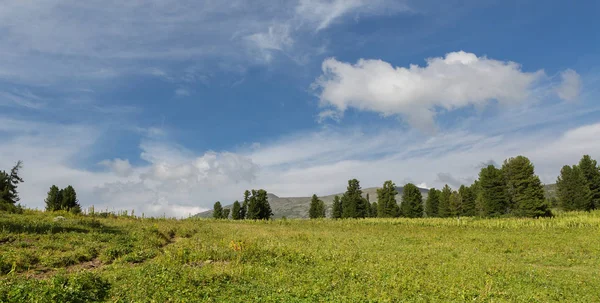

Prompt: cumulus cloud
[
  {"left": 313, "top": 51, "right": 580, "bottom": 131},
  {"left": 99, "top": 158, "right": 133, "bottom": 177},
  {"left": 556, "top": 69, "right": 581, "bottom": 102}
]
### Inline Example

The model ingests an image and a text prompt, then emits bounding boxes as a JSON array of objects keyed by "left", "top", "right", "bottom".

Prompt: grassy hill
[{"left": 195, "top": 186, "right": 430, "bottom": 219}]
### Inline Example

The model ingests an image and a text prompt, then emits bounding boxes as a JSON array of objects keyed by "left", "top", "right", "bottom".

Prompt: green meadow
[{"left": 1, "top": 210, "right": 600, "bottom": 302}]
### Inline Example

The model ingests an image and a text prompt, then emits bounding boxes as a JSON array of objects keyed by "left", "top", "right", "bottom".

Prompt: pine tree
[
  {"left": 247, "top": 189, "right": 273, "bottom": 220},
  {"left": 400, "top": 183, "right": 423, "bottom": 218},
  {"left": 61, "top": 185, "right": 81, "bottom": 213},
  {"left": 213, "top": 201, "right": 224, "bottom": 219},
  {"left": 377, "top": 180, "right": 399, "bottom": 217},
  {"left": 341, "top": 179, "right": 368, "bottom": 218},
  {"left": 479, "top": 165, "right": 509, "bottom": 217},
  {"left": 241, "top": 190, "right": 250, "bottom": 219},
  {"left": 449, "top": 191, "right": 462, "bottom": 217},
  {"left": 459, "top": 185, "right": 476, "bottom": 216},
  {"left": 0, "top": 161, "right": 24, "bottom": 205},
  {"left": 370, "top": 202, "right": 378, "bottom": 217},
  {"left": 309, "top": 194, "right": 326, "bottom": 219},
  {"left": 556, "top": 165, "right": 592, "bottom": 211},
  {"left": 578, "top": 155, "right": 600, "bottom": 210},
  {"left": 438, "top": 185, "right": 452, "bottom": 218},
  {"left": 502, "top": 156, "right": 551, "bottom": 217},
  {"left": 45, "top": 185, "right": 62, "bottom": 211},
  {"left": 331, "top": 195, "right": 342, "bottom": 219},
  {"left": 231, "top": 201, "right": 241, "bottom": 220},
  {"left": 223, "top": 208, "right": 230, "bottom": 219},
  {"left": 425, "top": 188, "right": 440, "bottom": 217}
]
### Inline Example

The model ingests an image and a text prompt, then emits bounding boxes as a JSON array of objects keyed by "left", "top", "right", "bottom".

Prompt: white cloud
[
  {"left": 313, "top": 51, "right": 580, "bottom": 131},
  {"left": 556, "top": 69, "right": 581, "bottom": 102},
  {"left": 99, "top": 158, "right": 133, "bottom": 177},
  {"left": 174, "top": 88, "right": 191, "bottom": 97}
]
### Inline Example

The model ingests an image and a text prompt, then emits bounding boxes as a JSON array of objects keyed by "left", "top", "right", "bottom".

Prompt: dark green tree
[
  {"left": 241, "top": 190, "right": 250, "bottom": 219},
  {"left": 370, "top": 201, "right": 378, "bottom": 217},
  {"left": 247, "top": 189, "right": 273, "bottom": 220},
  {"left": 0, "top": 161, "right": 24, "bottom": 205},
  {"left": 377, "top": 180, "right": 399, "bottom": 217},
  {"left": 223, "top": 208, "right": 230, "bottom": 219},
  {"left": 61, "top": 185, "right": 81, "bottom": 213},
  {"left": 479, "top": 165, "right": 509, "bottom": 217},
  {"left": 231, "top": 201, "right": 241, "bottom": 220},
  {"left": 556, "top": 165, "right": 592, "bottom": 211},
  {"left": 501, "top": 156, "right": 551, "bottom": 217},
  {"left": 425, "top": 188, "right": 440, "bottom": 217},
  {"left": 341, "top": 179, "right": 368, "bottom": 218},
  {"left": 45, "top": 185, "right": 62, "bottom": 211},
  {"left": 308, "top": 194, "right": 326, "bottom": 219},
  {"left": 578, "top": 155, "right": 600, "bottom": 210},
  {"left": 213, "top": 201, "right": 223, "bottom": 219},
  {"left": 400, "top": 183, "right": 423, "bottom": 218},
  {"left": 331, "top": 195, "right": 342, "bottom": 219},
  {"left": 459, "top": 185, "right": 476, "bottom": 216},
  {"left": 449, "top": 191, "right": 462, "bottom": 217},
  {"left": 438, "top": 185, "right": 452, "bottom": 218}
]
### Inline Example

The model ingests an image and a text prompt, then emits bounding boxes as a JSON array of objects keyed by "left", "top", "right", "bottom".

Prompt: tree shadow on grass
[{"left": 0, "top": 220, "right": 121, "bottom": 235}]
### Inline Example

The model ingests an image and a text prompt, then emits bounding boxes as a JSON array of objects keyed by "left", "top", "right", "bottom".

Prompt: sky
[{"left": 1, "top": 0, "right": 599, "bottom": 217}]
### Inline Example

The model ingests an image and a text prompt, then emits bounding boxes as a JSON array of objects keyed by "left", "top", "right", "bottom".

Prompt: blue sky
[{"left": 1, "top": 0, "right": 599, "bottom": 217}]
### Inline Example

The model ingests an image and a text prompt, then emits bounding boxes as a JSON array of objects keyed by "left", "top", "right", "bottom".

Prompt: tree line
[{"left": 213, "top": 189, "right": 273, "bottom": 220}]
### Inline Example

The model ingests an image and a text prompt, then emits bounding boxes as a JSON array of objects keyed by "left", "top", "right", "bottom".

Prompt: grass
[{"left": 1, "top": 210, "right": 600, "bottom": 302}]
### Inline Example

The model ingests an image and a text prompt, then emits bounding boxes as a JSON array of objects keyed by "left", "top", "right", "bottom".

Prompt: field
[{"left": 1, "top": 211, "right": 600, "bottom": 302}]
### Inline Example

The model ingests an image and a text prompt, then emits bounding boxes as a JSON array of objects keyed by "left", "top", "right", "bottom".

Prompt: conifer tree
[
  {"left": 400, "top": 183, "right": 423, "bottom": 218},
  {"left": 377, "top": 180, "right": 399, "bottom": 217},
  {"left": 231, "top": 201, "right": 241, "bottom": 220},
  {"left": 479, "top": 165, "right": 509, "bottom": 217},
  {"left": 0, "top": 161, "right": 24, "bottom": 205},
  {"left": 578, "top": 155, "right": 600, "bottom": 210},
  {"left": 213, "top": 201, "right": 223, "bottom": 219},
  {"left": 61, "top": 185, "right": 81, "bottom": 213},
  {"left": 331, "top": 195, "right": 342, "bottom": 219},
  {"left": 247, "top": 189, "right": 273, "bottom": 220},
  {"left": 425, "top": 188, "right": 440, "bottom": 217},
  {"left": 309, "top": 194, "right": 326, "bottom": 219},
  {"left": 241, "top": 190, "right": 250, "bottom": 219},
  {"left": 370, "top": 202, "right": 378, "bottom": 218},
  {"left": 556, "top": 165, "right": 592, "bottom": 211},
  {"left": 501, "top": 156, "right": 551, "bottom": 217},
  {"left": 45, "top": 185, "right": 61, "bottom": 211},
  {"left": 341, "top": 179, "right": 368, "bottom": 218},
  {"left": 223, "top": 208, "right": 230, "bottom": 219},
  {"left": 438, "top": 185, "right": 452, "bottom": 218},
  {"left": 459, "top": 185, "right": 476, "bottom": 216},
  {"left": 449, "top": 191, "right": 462, "bottom": 217}
]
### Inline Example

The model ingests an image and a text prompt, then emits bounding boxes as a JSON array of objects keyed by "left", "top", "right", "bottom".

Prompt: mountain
[{"left": 194, "top": 186, "right": 430, "bottom": 219}]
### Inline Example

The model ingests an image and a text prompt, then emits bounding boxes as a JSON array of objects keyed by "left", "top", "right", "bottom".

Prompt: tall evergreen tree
[
  {"left": 213, "top": 201, "right": 224, "bottom": 219},
  {"left": 223, "top": 208, "right": 230, "bottom": 219},
  {"left": 459, "top": 185, "right": 476, "bottom": 216},
  {"left": 556, "top": 165, "right": 593, "bottom": 211},
  {"left": 308, "top": 194, "right": 326, "bottom": 219},
  {"left": 479, "top": 165, "right": 509, "bottom": 217},
  {"left": 231, "top": 201, "right": 242, "bottom": 220},
  {"left": 400, "top": 183, "right": 423, "bottom": 218},
  {"left": 331, "top": 195, "right": 342, "bottom": 219},
  {"left": 578, "top": 155, "right": 600, "bottom": 210},
  {"left": 370, "top": 202, "right": 378, "bottom": 218},
  {"left": 341, "top": 179, "right": 368, "bottom": 218},
  {"left": 247, "top": 189, "right": 273, "bottom": 220},
  {"left": 425, "top": 188, "right": 440, "bottom": 217},
  {"left": 449, "top": 191, "right": 462, "bottom": 217},
  {"left": 438, "top": 185, "right": 452, "bottom": 218},
  {"left": 377, "top": 180, "right": 399, "bottom": 217},
  {"left": 241, "top": 190, "right": 250, "bottom": 219},
  {"left": 45, "top": 185, "right": 62, "bottom": 211},
  {"left": 501, "top": 156, "right": 551, "bottom": 217},
  {"left": 0, "top": 161, "right": 24, "bottom": 205}
]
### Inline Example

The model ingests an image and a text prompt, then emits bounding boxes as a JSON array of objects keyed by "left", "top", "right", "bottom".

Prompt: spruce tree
[
  {"left": 241, "top": 190, "right": 250, "bottom": 219},
  {"left": 231, "top": 201, "right": 241, "bottom": 220},
  {"left": 449, "top": 191, "right": 462, "bottom": 217},
  {"left": 502, "top": 156, "right": 551, "bottom": 217},
  {"left": 578, "top": 155, "right": 600, "bottom": 210},
  {"left": 61, "top": 185, "right": 81, "bottom": 213},
  {"left": 400, "top": 183, "right": 423, "bottom": 218},
  {"left": 479, "top": 165, "right": 509, "bottom": 217},
  {"left": 331, "top": 195, "right": 342, "bottom": 219},
  {"left": 370, "top": 202, "right": 378, "bottom": 217},
  {"left": 45, "top": 185, "right": 61, "bottom": 211},
  {"left": 247, "top": 189, "right": 273, "bottom": 220},
  {"left": 341, "top": 179, "right": 368, "bottom": 218},
  {"left": 459, "top": 185, "right": 476, "bottom": 216},
  {"left": 556, "top": 165, "right": 592, "bottom": 211},
  {"left": 377, "top": 180, "right": 399, "bottom": 217},
  {"left": 425, "top": 188, "right": 440, "bottom": 217},
  {"left": 213, "top": 201, "right": 223, "bottom": 219},
  {"left": 438, "top": 185, "right": 452, "bottom": 218},
  {"left": 309, "top": 194, "right": 326, "bottom": 219},
  {"left": 223, "top": 208, "right": 230, "bottom": 219},
  {"left": 0, "top": 161, "right": 24, "bottom": 205}
]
